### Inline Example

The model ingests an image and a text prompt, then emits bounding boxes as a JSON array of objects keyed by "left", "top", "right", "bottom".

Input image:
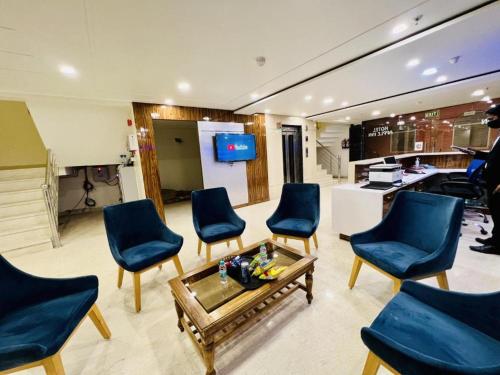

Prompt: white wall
[
  {"left": 26, "top": 97, "right": 145, "bottom": 204},
  {"left": 154, "top": 120, "right": 203, "bottom": 191},
  {"left": 265, "top": 114, "right": 317, "bottom": 199},
  {"left": 198, "top": 121, "right": 248, "bottom": 206}
]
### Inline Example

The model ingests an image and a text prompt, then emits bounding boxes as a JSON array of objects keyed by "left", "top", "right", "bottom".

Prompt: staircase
[
  {"left": 0, "top": 151, "right": 60, "bottom": 253},
  {"left": 315, "top": 123, "right": 349, "bottom": 182}
]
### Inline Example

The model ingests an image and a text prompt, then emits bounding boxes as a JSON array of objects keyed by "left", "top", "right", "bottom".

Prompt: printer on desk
[{"left": 368, "top": 164, "right": 403, "bottom": 186}]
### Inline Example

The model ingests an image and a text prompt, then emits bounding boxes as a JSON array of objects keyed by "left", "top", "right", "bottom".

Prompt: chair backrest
[
  {"left": 0, "top": 256, "right": 27, "bottom": 315},
  {"left": 277, "top": 183, "right": 320, "bottom": 222},
  {"left": 466, "top": 159, "right": 486, "bottom": 183},
  {"left": 103, "top": 199, "right": 165, "bottom": 255},
  {"left": 191, "top": 187, "right": 234, "bottom": 228},
  {"left": 383, "top": 191, "right": 463, "bottom": 253}
]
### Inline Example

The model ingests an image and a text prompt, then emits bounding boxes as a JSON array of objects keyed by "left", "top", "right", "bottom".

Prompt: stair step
[
  {"left": 0, "top": 226, "right": 52, "bottom": 253},
  {"left": 0, "top": 189, "right": 44, "bottom": 205},
  {"left": 0, "top": 177, "right": 45, "bottom": 192},
  {"left": 0, "top": 168, "right": 45, "bottom": 181},
  {"left": 0, "top": 214, "right": 49, "bottom": 235},
  {"left": 0, "top": 200, "right": 46, "bottom": 219}
]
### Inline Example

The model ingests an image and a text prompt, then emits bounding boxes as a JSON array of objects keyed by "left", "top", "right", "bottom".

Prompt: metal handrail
[
  {"left": 41, "top": 149, "right": 61, "bottom": 247},
  {"left": 316, "top": 140, "right": 342, "bottom": 183}
]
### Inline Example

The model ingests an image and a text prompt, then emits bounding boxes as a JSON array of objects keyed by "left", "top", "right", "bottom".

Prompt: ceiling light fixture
[
  {"left": 372, "top": 110, "right": 381, "bottom": 116},
  {"left": 471, "top": 89, "right": 485, "bottom": 97},
  {"left": 422, "top": 67, "right": 438, "bottom": 76},
  {"left": 250, "top": 93, "right": 259, "bottom": 100},
  {"left": 410, "top": 116, "right": 416, "bottom": 121},
  {"left": 58, "top": 64, "right": 78, "bottom": 78},
  {"left": 392, "top": 23, "right": 408, "bottom": 34},
  {"left": 304, "top": 95, "right": 313, "bottom": 102},
  {"left": 345, "top": 116, "right": 351, "bottom": 121},
  {"left": 435, "top": 75, "right": 447, "bottom": 83},
  {"left": 177, "top": 82, "right": 191, "bottom": 92},
  {"left": 390, "top": 113, "right": 396, "bottom": 118},
  {"left": 341, "top": 101, "right": 349, "bottom": 107},
  {"left": 406, "top": 58, "right": 420, "bottom": 68},
  {"left": 323, "top": 97, "right": 334, "bottom": 105},
  {"left": 164, "top": 98, "right": 174, "bottom": 105}
]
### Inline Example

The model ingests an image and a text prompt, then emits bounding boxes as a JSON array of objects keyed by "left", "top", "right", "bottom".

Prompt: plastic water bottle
[
  {"left": 259, "top": 243, "right": 268, "bottom": 263},
  {"left": 415, "top": 157, "right": 420, "bottom": 168},
  {"left": 219, "top": 260, "right": 227, "bottom": 284}
]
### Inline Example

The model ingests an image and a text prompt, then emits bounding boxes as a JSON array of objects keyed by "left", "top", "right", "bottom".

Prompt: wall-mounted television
[{"left": 215, "top": 133, "right": 256, "bottom": 162}]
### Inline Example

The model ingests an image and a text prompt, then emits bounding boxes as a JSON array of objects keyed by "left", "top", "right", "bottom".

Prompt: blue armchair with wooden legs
[
  {"left": 348, "top": 191, "right": 464, "bottom": 294},
  {"left": 192, "top": 187, "right": 246, "bottom": 263},
  {"left": 266, "top": 183, "right": 320, "bottom": 254},
  {"left": 361, "top": 281, "right": 500, "bottom": 375},
  {"left": 103, "top": 199, "right": 184, "bottom": 312},
  {"left": 0, "top": 256, "right": 111, "bottom": 375}
]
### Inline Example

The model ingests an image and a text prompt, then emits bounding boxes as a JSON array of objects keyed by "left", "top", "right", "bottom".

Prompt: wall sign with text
[{"left": 367, "top": 126, "right": 393, "bottom": 137}]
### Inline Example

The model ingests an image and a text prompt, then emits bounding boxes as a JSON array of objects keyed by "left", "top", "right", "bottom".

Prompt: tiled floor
[{"left": 6, "top": 186, "right": 500, "bottom": 375}]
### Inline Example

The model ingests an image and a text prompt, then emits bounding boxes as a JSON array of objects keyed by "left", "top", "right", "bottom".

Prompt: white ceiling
[{"left": 0, "top": 0, "right": 497, "bottom": 121}]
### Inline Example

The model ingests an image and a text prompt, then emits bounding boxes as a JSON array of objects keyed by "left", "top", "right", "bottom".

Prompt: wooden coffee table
[{"left": 168, "top": 239, "right": 317, "bottom": 375}]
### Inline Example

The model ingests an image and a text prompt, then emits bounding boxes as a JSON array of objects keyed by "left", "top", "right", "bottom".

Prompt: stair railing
[
  {"left": 41, "top": 149, "right": 61, "bottom": 247},
  {"left": 316, "top": 140, "right": 342, "bottom": 183}
]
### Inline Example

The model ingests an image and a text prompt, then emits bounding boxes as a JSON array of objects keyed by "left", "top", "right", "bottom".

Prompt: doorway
[
  {"left": 282, "top": 125, "right": 303, "bottom": 183},
  {"left": 153, "top": 120, "right": 203, "bottom": 204}
]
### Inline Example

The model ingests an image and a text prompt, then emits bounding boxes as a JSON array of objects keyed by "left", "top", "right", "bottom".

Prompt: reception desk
[{"left": 334, "top": 152, "right": 470, "bottom": 239}]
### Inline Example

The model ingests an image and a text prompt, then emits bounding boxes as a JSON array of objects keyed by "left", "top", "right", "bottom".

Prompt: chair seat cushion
[
  {"left": 199, "top": 222, "right": 244, "bottom": 244},
  {"left": 267, "top": 218, "right": 315, "bottom": 238},
  {"left": 362, "top": 292, "right": 500, "bottom": 373},
  {"left": 352, "top": 241, "right": 429, "bottom": 278},
  {"left": 121, "top": 240, "right": 181, "bottom": 272},
  {"left": 0, "top": 289, "right": 97, "bottom": 371}
]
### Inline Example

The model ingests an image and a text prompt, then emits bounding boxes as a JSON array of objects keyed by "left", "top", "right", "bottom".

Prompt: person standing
[{"left": 468, "top": 105, "right": 500, "bottom": 254}]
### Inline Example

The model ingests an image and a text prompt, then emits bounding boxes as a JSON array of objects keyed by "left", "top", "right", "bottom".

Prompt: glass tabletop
[{"left": 186, "top": 243, "right": 299, "bottom": 313}]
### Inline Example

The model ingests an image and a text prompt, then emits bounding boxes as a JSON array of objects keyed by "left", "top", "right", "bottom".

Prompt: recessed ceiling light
[
  {"left": 202, "top": 116, "right": 210, "bottom": 121},
  {"left": 422, "top": 67, "right": 438, "bottom": 76},
  {"left": 250, "top": 93, "right": 259, "bottom": 100},
  {"left": 406, "top": 58, "right": 420, "bottom": 68},
  {"left": 301, "top": 112, "right": 307, "bottom": 117},
  {"left": 372, "top": 110, "right": 381, "bottom": 116},
  {"left": 323, "top": 97, "right": 334, "bottom": 105},
  {"left": 435, "top": 75, "right": 447, "bottom": 83},
  {"left": 341, "top": 101, "right": 349, "bottom": 107},
  {"left": 345, "top": 116, "right": 351, "bottom": 121},
  {"left": 481, "top": 96, "right": 491, "bottom": 102},
  {"left": 177, "top": 82, "right": 191, "bottom": 92},
  {"left": 410, "top": 116, "right": 416, "bottom": 121},
  {"left": 471, "top": 89, "right": 485, "bottom": 97},
  {"left": 58, "top": 64, "right": 78, "bottom": 78},
  {"left": 304, "top": 95, "right": 313, "bottom": 102},
  {"left": 164, "top": 98, "right": 174, "bottom": 105},
  {"left": 264, "top": 109, "right": 271, "bottom": 114},
  {"left": 392, "top": 23, "right": 408, "bottom": 34},
  {"left": 390, "top": 113, "right": 396, "bottom": 118}
]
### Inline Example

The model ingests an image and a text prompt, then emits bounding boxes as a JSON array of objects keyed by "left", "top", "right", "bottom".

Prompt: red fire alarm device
[{"left": 127, "top": 119, "right": 133, "bottom": 126}]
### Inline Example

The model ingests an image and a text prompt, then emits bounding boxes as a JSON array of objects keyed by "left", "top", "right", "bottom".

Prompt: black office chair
[{"left": 439, "top": 159, "right": 489, "bottom": 229}]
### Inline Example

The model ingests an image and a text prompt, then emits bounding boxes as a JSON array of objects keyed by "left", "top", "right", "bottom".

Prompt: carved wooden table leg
[
  {"left": 305, "top": 267, "right": 314, "bottom": 304},
  {"left": 203, "top": 338, "right": 216, "bottom": 375},
  {"left": 174, "top": 299, "right": 184, "bottom": 332}
]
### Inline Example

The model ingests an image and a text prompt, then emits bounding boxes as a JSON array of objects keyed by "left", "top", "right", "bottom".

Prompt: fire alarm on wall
[{"left": 127, "top": 119, "right": 133, "bottom": 126}]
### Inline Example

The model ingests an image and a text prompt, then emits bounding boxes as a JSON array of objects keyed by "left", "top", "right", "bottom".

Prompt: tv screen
[{"left": 215, "top": 133, "right": 256, "bottom": 162}]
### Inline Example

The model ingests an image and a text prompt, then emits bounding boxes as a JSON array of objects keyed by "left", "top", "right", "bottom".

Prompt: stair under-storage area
[{"left": 0, "top": 163, "right": 59, "bottom": 253}]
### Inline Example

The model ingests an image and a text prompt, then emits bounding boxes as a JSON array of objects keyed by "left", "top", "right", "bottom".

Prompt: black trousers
[{"left": 488, "top": 192, "right": 500, "bottom": 247}]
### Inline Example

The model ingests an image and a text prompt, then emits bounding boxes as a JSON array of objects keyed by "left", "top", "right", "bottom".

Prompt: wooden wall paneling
[{"left": 133, "top": 103, "right": 269, "bottom": 220}]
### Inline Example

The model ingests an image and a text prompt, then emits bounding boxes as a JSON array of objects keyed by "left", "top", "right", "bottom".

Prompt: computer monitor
[{"left": 384, "top": 156, "right": 397, "bottom": 164}]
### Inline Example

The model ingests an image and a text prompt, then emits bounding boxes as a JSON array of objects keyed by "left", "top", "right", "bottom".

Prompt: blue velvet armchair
[
  {"left": 266, "top": 183, "right": 320, "bottom": 254},
  {"left": 103, "top": 199, "right": 184, "bottom": 312},
  {"left": 0, "top": 256, "right": 110, "bottom": 375},
  {"left": 191, "top": 187, "right": 245, "bottom": 262},
  {"left": 348, "top": 191, "right": 464, "bottom": 294},
  {"left": 361, "top": 281, "right": 500, "bottom": 375}
]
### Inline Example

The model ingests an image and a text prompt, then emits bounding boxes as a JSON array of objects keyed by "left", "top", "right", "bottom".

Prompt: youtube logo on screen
[{"left": 227, "top": 144, "right": 235, "bottom": 151}]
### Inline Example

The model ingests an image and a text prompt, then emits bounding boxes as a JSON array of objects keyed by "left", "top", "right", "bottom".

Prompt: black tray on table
[{"left": 226, "top": 256, "right": 270, "bottom": 290}]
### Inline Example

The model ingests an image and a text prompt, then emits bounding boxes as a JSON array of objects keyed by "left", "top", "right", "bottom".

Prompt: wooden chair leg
[
  {"left": 312, "top": 232, "right": 318, "bottom": 249},
  {"left": 392, "top": 279, "right": 402, "bottom": 294},
  {"left": 117, "top": 267, "right": 124, "bottom": 289},
  {"left": 173, "top": 255, "right": 184, "bottom": 275},
  {"left": 362, "top": 351, "right": 381, "bottom": 375},
  {"left": 197, "top": 239, "right": 202, "bottom": 256},
  {"left": 206, "top": 244, "right": 212, "bottom": 263},
  {"left": 133, "top": 272, "right": 141, "bottom": 313},
  {"left": 303, "top": 238, "right": 311, "bottom": 255},
  {"left": 88, "top": 304, "right": 111, "bottom": 339},
  {"left": 348, "top": 256, "right": 363, "bottom": 289},
  {"left": 437, "top": 271, "right": 449, "bottom": 290},
  {"left": 42, "top": 353, "right": 65, "bottom": 375},
  {"left": 236, "top": 236, "right": 244, "bottom": 250},
  {"left": 272, "top": 234, "right": 278, "bottom": 241}
]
